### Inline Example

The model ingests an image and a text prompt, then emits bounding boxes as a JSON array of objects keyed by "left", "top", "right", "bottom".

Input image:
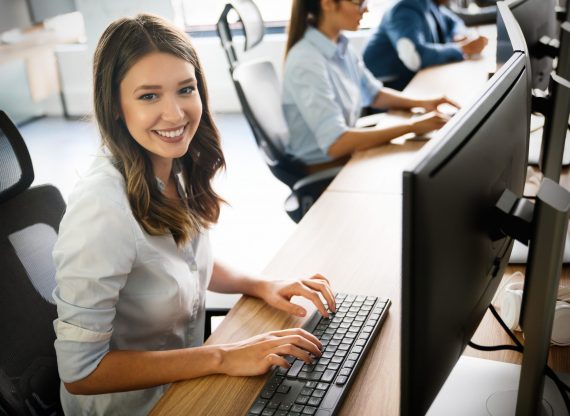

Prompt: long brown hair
[
  {"left": 285, "top": 0, "right": 339, "bottom": 57},
  {"left": 93, "top": 14, "right": 225, "bottom": 246}
]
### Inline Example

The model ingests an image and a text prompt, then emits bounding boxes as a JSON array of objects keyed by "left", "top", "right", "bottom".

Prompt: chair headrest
[
  {"left": 0, "top": 111, "right": 34, "bottom": 203},
  {"left": 231, "top": 0, "right": 264, "bottom": 51}
]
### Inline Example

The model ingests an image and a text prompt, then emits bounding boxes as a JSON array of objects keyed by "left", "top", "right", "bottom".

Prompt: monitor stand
[
  {"left": 527, "top": 114, "right": 570, "bottom": 167},
  {"left": 510, "top": 229, "right": 570, "bottom": 264},
  {"left": 427, "top": 356, "right": 570, "bottom": 415}
]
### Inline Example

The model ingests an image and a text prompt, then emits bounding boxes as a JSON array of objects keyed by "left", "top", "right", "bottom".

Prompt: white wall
[{"left": 47, "top": 2, "right": 371, "bottom": 117}]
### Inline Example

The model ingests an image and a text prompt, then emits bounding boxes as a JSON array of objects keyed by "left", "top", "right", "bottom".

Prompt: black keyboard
[{"left": 246, "top": 293, "right": 391, "bottom": 416}]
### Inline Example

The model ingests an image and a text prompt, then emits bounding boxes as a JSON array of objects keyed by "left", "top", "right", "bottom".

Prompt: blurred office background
[
  {"left": 2, "top": 0, "right": 565, "bottom": 310},
  {"left": 0, "top": 0, "right": 396, "bottom": 310}
]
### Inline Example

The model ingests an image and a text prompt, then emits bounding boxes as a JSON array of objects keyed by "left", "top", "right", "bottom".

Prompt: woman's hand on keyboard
[
  {"left": 256, "top": 274, "right": 337, "bottom": 318},
  {"left": 218, "top": 328, "right": 322, "bottom": 376},
  {"left": 417, "top": 95, "right": 460, "bottom": 113}
]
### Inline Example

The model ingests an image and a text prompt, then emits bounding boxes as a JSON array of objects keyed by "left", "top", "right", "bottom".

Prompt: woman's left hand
[
  {"left": 257, "top": 274, "right": 336, "bottom": 318},
  {"left": 420, "top": 96, "right": 460, "bottom": 113}
]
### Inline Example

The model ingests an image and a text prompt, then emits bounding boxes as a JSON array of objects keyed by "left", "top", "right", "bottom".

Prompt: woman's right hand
[
  {"left": 219, "top": 328, "right": 322, "bottom": 377},
  {"left": 409, "top": 111, "right": 450, "bottom": 136}
]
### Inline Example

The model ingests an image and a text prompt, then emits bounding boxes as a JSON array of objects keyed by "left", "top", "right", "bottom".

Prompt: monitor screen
[
  {"left": 400, "top": 8, "right": 531, "bottom": 415},
  {"left": 504, "top": 0, "right": 557, "bottom": 90}
]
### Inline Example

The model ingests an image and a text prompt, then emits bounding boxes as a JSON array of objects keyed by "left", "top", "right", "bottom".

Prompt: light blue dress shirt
[
  {"left": 282, "top": 27, "right": 383, "bottom": 165},
  {"left": 52, "top": 154, "right": 213, "bottom": 415}
]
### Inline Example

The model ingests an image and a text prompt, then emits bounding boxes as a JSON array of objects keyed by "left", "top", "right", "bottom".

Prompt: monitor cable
[{"left": 468, "top": 304, "right": 570, "bottom": 412}]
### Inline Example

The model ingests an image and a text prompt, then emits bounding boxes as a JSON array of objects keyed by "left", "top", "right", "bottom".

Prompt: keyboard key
[
  {"left": 308, "top": 397, "right": 322, "bottom": 406},
  {"left": 291, "top": 404, "right": 304, "bottom": 413},
  {"left": 267, "top": 400, "right": 280, "bottom": 409},
  {"left": 336, "top": 376, "right": 348, "bottom": 385},
  {"left": 315, "top": 364, "right": 327, "bottom": 372},
  {"left": 312, "top": 389, "right": 326, "bottom": 398},
  {"left": 302, "top": 406, "right": 318, "bottom": 415},
  {"left": 277, "top": 385, "right": 291, "bottom": 394},
  {"left": 288, "top": 360, "right": 304, "bottom": 378},
  {"left": 305, "top": 381, "right": 317, "bottom": 388},
  {"left": 339, "top": 368, "right": 351, "bottom": 377},
  {"left": 295, "top": 395, "right": 309, "bottom": 405},
  {"left": 308, "top": 371, "right": 323, "bottom": 381},
  {"left": 322, "top": 370, "right": 336, "bottom": 382},
  {"left": 261, "top": 409, "right": 275, "bottom": 416},
  {"left": 316, "top": 382, "right": 329, "bottom": 390},
  {"left": 248, "top": 399, "right": 267, "bottom": 415},
  {"left": 301, "top": 387, "right": 314, "bottom": 396},
  {"left": 260, "top": 389, "right": 274, "bottom": 400},
  {"left": 328, "top": 362, "right": 340, "bottom": 370},
  {"left": 278, "top": 402, "right": 293, "bottom": 411}
]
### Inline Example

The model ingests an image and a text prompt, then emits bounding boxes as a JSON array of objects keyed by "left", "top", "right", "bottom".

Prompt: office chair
[
  {"left": 449, "top": 0, "right": 497, "bottom": 26},
  {"left": 0, "top": 110, "right": 65, "bottom": 416},
  {"left": 217, "top": 0, "right": 340, "bottom": 223}
]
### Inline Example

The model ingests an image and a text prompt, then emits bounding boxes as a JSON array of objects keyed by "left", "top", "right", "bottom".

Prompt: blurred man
[{"left": 363, "top": 0, "right": 488, "bottom": 90}]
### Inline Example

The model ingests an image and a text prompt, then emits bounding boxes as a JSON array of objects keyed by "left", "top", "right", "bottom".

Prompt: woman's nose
[{"left": 162, "top": 97, "right": 184, "bottom": 122}]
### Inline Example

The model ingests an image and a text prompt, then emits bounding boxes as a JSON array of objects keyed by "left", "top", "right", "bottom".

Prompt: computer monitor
[
  {"left": 401, "top": 4, "right": 531, "bottom": 415},
  {"left": 504, "top": 0, "right": 557, "bottom": 90},
  {"left": 498, "top": 0, "right": 570, "bottom": 182},
  {"left": 402, "top": 3, "right": 570, "bottom": 415}
]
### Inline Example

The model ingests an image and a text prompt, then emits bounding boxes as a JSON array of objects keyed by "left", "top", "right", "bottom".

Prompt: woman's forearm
[
  {"left": 64, "top": 346, "right": 224, "bottom": 395},
  {"left": 207, "top": 262, "right": 266, "bottom": 298},
  {"left": 372, "top": 88, "right": 423, "bottom": 110},
  {"left": 328, "top": 123, "right": 413, "bottom": 159}
]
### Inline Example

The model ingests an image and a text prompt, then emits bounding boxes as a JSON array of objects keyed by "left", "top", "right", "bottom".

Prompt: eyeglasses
[{"left": 342, "top": 0, "right": 368, "bottom": 11}]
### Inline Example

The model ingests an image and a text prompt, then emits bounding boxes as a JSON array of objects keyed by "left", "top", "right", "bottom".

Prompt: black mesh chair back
[
  {"left": 0, "top": 111, "right": 65, "bottom": 415},
  {"left": 217, "top": 0, "right": 264, "bottom": 73}
]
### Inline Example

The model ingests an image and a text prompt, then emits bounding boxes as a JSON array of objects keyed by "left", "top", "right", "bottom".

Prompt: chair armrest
[{"left": 285, "top": 167, "right": 342, "bottom": 223}]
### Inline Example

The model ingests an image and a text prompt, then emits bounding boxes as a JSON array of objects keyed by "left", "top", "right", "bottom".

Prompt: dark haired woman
[
  {"left": 52, "top": 14, "right": 335, "bottom": 415},
  {"left": 282, "top": 0, "right": 459, "bottom": 168}
]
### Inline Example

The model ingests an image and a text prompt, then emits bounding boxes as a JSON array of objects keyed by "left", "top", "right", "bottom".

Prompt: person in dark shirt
[{"left": 363, "top": 0, "right": 488, "bottom": 90}]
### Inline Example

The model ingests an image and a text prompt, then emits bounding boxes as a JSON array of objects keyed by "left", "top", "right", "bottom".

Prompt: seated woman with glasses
[{"left": 282, "top": 0, "right": 458, "bottom": 170}]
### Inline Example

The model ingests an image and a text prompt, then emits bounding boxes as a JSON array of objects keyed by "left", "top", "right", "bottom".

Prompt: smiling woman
[{"left": 51, "top": 12, "right": 338, "bottom": 416}]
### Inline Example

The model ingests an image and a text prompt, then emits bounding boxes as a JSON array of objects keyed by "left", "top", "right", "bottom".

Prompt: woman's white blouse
[{"left": 52, "top": 155, "right": 213, "bottom": 415}]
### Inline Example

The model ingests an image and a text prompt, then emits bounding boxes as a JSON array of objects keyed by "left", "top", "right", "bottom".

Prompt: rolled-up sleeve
[
  {"left": 357, "top": 56, "right": 383, "bottom": 107},
  {"left": 286, "top": 59, "right": 348, "bottom": 155},
  {"left": 52, "top": 183, "right": 136, "bottom": 383}
]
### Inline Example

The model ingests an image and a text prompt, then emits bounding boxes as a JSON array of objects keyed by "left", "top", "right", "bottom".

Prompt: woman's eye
[
  {"left": 139, "top": 93, "right": 158, "bottom": 101},
  {"left": 180, "top": 86, "right": 196, "bottom": 95}
]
